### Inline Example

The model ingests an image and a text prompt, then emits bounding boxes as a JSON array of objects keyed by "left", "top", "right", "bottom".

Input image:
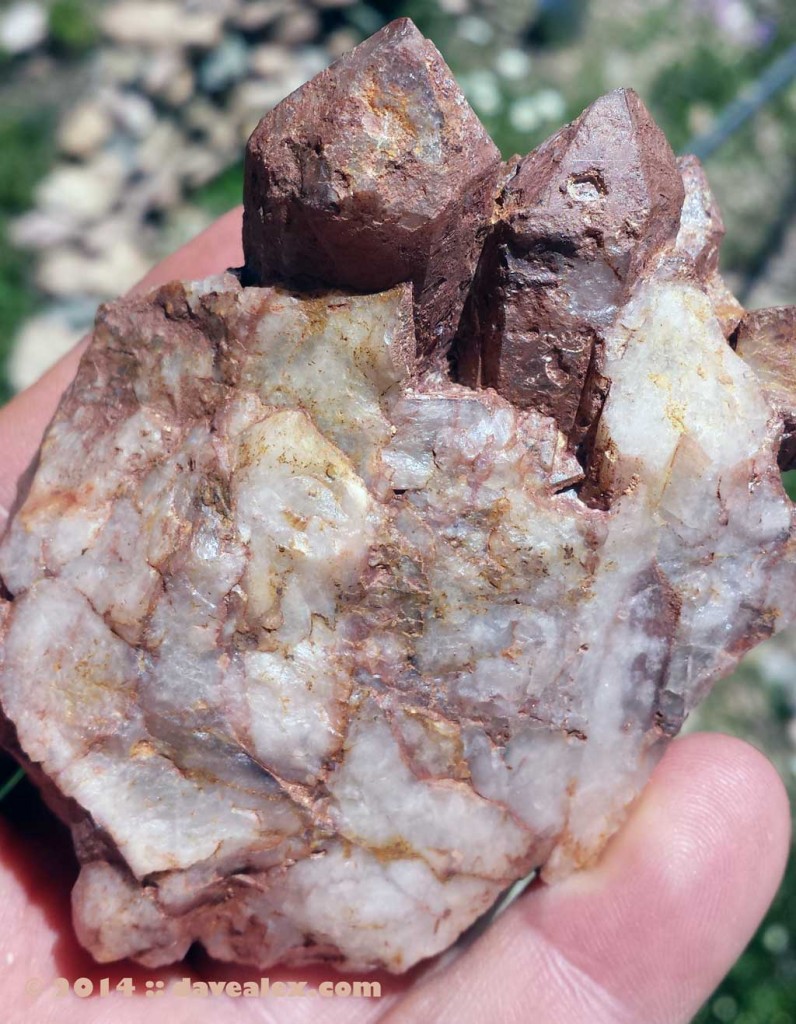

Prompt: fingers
[
  {"left": 0, "top": 206, "right": 244, "bottom": 519},
  {"left": 0, "top": 811, "right": 400, "bottom": 1024},
  {"left": 381, "top": 732, "right": 791, "bottom": 1024},
  {"left": 1, "top": 734, "right": 787, "bottom": 1023}
]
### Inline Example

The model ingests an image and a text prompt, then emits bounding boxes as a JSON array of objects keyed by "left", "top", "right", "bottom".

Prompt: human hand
[{"left": 0, "top": 210, "right": 789, "bottom": 1024}]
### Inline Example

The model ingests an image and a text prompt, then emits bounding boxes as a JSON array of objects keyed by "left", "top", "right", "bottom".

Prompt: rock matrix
[{"left": 1, "top": 20, "right": 794, "bottom": 974}]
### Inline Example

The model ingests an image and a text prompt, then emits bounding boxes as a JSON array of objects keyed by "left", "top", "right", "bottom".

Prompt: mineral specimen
[{"left": 0, "top": 18, "right": 794, "bottom": 974}]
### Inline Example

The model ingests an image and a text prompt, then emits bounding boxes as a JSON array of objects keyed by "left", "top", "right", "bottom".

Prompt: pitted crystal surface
[{"left": 243, "top": 17, "right": 502, "bottom": 366}]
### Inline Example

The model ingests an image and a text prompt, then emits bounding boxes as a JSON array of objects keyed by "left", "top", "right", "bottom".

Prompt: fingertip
[
  {"left": 624, "top": 731, "right": 791, "bottom": 904},
  {"left": 517, "top": 731, "right": 791, "bottom": 1022},
  {"left": 385, "top": 731, "right": 792, "bottom": 1024}
]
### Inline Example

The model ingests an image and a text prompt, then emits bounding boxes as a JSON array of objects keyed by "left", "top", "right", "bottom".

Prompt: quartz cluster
[{"left": 0, "top": 18, "right": 794, "bottom": 973}]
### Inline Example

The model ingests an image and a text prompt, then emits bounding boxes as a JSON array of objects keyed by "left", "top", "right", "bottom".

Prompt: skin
[{"left": 0, "top": 209, "right": 790, "bottom": 1024}]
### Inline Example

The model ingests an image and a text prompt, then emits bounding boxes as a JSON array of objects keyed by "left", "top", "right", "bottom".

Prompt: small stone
[
  {"left": 136, "top": 120, "right": 185, "bottom": 176},
  {"left": 243, "top": 18, "right": 502, "bottom": 364},
  {"left": 325, "top": 28, "right": 360, "bottom": 59},
  {"left": 183, "top": 98, "right": 237, "bottom": 156},
  {"left": 37, "top": 237, "right": 149, "bottom": 297},
  {"left": 495, "top": 47, "right": 532, "bottom": 81},
  {"left": 8, "top": 314, "right": 83, "bottom": 392},
  {"left": 101, "top": 2, "right": 223, "bottom": 49},
  {"left": 36, "top": 154, "right": 127, "bottom": 226},
  {"left": 0, "top": 2, "right": 47, "bottom": 56},
  {"left": 130, "top": 122, "right": 186, "bottom": 211},
  {"left": 125, "top": 170, "right": 181, "bottom": 216},
  {"left": 198, "top": 34, "right": 250, "bottom": 93},
  {"left": 97, "top": 45, "right": 145, "bottom": 86},
  {"left": 180, "top": 146, "right": 226, "bottom": 189},
  {"left": 249, "top": 42, "right": 296, "bottom": 78},
  {"left": 104, "top": 89, "right": 157, "bottom": 139},
  {"left": 10, "top": 209, "right": 79, "bottom": 250},
  {"left": 141, "top": 49, "right": 195, "bottom": 107},
  {"left": 230, "top": 0, "right": 291, "bottom": 32},
  {"left": 156, "top": 203, "right": 215, "bottom": 257},
  {"left": 231, "top": 79, "right": 297, "bottom": 142},
  {"left": 57, "top": 101, "right": 114, "bottom": 159},
  {"left": 454, "top": 89, "right": 684, "bottom": 441},
  {"left": 273, "top": 8, "right": 320, "bottom": 45},
  {"left": 734, "top": 306, "right": 796, "bottom": 469}
]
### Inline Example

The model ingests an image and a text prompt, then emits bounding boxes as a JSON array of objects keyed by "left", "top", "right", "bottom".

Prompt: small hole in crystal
[
  {"left": 782, "top": 470, "right": 796, "bottom": 501},
  {"left": 566, "top": 170, "right": 606, "bottom": 202}
]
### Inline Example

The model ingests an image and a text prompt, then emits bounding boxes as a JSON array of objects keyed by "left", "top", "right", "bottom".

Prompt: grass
[
  {"left": 0, "top": 109, "right": 55, "bottom": 402},
  {"left": 192, "top": 161, "right": 244, "bottom": 217},
  {"left": 48, "top": 0, "right": 100, "bottom": 56},
  {"left": 692, "top": 657, "right": 796, "bottom": 1023}
]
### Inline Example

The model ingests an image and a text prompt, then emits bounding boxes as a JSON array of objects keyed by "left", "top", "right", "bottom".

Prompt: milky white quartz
[{"left": 0, "top": 231, "right": 792, "bottom": 972}]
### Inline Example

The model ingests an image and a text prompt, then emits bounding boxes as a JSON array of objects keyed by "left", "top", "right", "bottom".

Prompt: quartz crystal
[{"left": 0, "top": 18, "right": 794, "bottom": 973}]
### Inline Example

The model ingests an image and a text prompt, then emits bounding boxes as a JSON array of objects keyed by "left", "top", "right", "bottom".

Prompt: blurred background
[{"left": 0, "top": 0, "right": 794, "bottom": 1019}]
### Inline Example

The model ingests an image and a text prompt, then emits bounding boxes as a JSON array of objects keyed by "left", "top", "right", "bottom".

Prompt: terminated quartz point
[
  {"left": 243, "top": 17, "right": 502, "bottom": 365},
  {"left": 454, "top": 89, "right": 685, "bottom": 443},
  {"left": 0, "top": 19, "right": 794, "bottom": 974}
]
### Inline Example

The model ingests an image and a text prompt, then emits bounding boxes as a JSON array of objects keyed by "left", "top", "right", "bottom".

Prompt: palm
[{"left": 0, "top": 211, "right": 789, "bottom": 1024}]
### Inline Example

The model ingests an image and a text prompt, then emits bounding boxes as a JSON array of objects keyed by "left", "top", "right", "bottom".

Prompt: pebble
[
  {"left": 249, "top": 42, "right": 294, "bottom": 78},
  {"left": 125, "top": 170, "right": 182, "bottom": 216},
  {"left": 37, "top": 238, "right": 149, "bottom": 297},
  {"left": 10, "top": 210, "right": 78, "bottom": 250},
  {"left": 198, "top": 33, "right": 249, "bottom": 92},
  {"left": 136, "top": 118, "right": 183, "bottom": 163},
  {"left": 230, "top": 0, "right": 291, "bottom": 32},
  {"left": 8, "top": 314, "right": 83, "bottom": 391},
  {"left": 156, "top": 204, "right": 215, "bottom": 258},
  {"left": 0, "top": 2, "right": 47, "bottom": 56},
  {"left": 509, "top": 89, "right": 566, "bottom": 133},
  {"left": 231, "top": 80, "right": 288, "bottom": 140},
  {"left": 58, "top": 101, "right": 114, "bottom": 159},
  {"left": 184, "top": 99, "right": 238, "bottom": 155},
  {"left": 101, "top": 2, "right": 223, "bottom": 49},
  {"left": 98, "top": 45, "right": 145, "bottom": 86},
  {"left": 460, "top": 69, "right": 502, "bottom": 116},
  {"left": 495, "top": 48, "right": 532, "bottom": 81},
  {"left": 104, "top": 89, "right": 157, "bottom": 138},
  {"left": 141, "top": 49, "right": 195, "bottom": 106},
  {"left": 36, "top": 154, "right": 127, "bottom": 225},
  {"left": 325, "top": 29, "right": 360, "bottom": 59},
  {"left": 274, "top": 9, "right": 320, "bottom": 46},
  {"left": 457, "top": 15, "right": 493, "bottom": 46},
  {"left": 181, "top": 146, "right": 226, "bottom": 188}
]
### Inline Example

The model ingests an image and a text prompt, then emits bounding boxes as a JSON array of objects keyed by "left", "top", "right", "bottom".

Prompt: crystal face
[{"left": 0, "top": 18, "right": 794, "bottom": 974}]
